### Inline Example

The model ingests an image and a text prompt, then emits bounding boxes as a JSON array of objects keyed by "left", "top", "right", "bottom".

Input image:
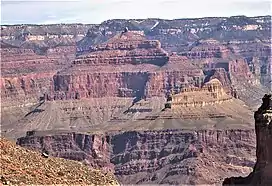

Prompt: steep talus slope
[
  {"left": 1, "top": 98, "right": 133, "bottom": 139},
  {"left": 0, "top": 137, "right": 119, "bottom": 185},
  {"left": 14, "top": 90, "right": 271, "bottom": 185},
  {"left": 2, "top": 85, "right": 254, "bottom": 139},
  {"left": 223, "top": 94, "right": 272, "bottom": 186},
  {"left": 15, "top": 95, "right": 272, "bottom": 185},
  {"left": 1, "top": 17, "right": 270, "bottom": 119}
]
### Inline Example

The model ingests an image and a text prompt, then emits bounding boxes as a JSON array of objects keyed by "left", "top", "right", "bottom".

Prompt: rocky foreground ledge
[
  {"left": 0, "top": 137, "right": 119, "bottom": 185},
  {"left": 223, "top": 94, "right": 272, "bottom": 186}
]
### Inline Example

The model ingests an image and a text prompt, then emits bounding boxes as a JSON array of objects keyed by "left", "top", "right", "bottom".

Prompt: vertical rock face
[
  {"left": 223, "top": 94, "right": 272, "bottom": 185},
  {"left": 0, "top": 45, "right": 76, "bottom": 108},
  {"left": 168, "top": 78, "right": 232, "bottom": 108},
  {"left": 17, "top": 128, "right": 256, "bottom": 185},
  {"left": 49, "top": 32, "right": 205, "bottom": 100},
  {"left": 253, "top": 94, "right": 272, "bottom": 185},
  {"left": 16, "top": 131, "right": 114, "bottom": 173},
  {"left": 110, "top": 129, "right": 255, "bottom": 185},
  {"left": 1, "top": 16, "right": 271, "bottom": 92}
]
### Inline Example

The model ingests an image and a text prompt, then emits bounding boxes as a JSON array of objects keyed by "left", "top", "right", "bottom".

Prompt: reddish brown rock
[
  {"left": 74, "top": 31, "right": 168, "bottom": 66},
  {"left": 0, "top": 137, "right": 119, "bottom": 185},
  {"left": 1, "top": 16, "right": 271, "bottom": 91},
  {"left": 111, "top": 129, "right": 255, "bottom": 185},
  {"left": 204, "top": 68, "right": 232, "bottom": 94},
  {"left": 181, "top": 39, "right": 232, "bottom": 59},
  {"left": 50, "top": 32, "right": 204, "bottom": 100},
  {"left": 229, "top": 59, "right": 255, "bottom": 82},
  {"left": 167, "top": 78, "right": 232, "bottom": 108},
  {"left": 0, "top": 44, "right": 76, "bottom": 107},
  {"left": 16, "top": 131, "right": 114, "bottom": 173},
  {"left": 223, "top": 94, "right": 272, "bottom": 186},
  {"left": 16, "top": 128, "right": 256, "bottom": 185}
]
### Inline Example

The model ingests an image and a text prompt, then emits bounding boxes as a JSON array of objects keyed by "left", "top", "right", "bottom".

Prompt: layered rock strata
[
  {"left": 167, "top": 78, "right": 232, "bottom": 108},
  {"left": 1, "top": 16, "right": 271, "bottom": 91},
  {"left": 16, "top": 131, "right": 114, "bottom": 172},
  {"left": 17, "top": 128, "right": 256, "bottom": 185},
  {"left": 0, "top": 137, "right": 119, "bottom": 185},
  {"left": 0, "top": 40, "right": 77, "bottom": 107},
  {"left": 223, "top": 94, "right": 272, "bottom": 186},
  {"left": 1, "top": 47, "right": 56, "bottom": 107},
  {"left": 50, "top": 31, "right": 205, "bottom": 100},
  {"left": 180, "top": 39, "right": 232, "bottom": 59}
]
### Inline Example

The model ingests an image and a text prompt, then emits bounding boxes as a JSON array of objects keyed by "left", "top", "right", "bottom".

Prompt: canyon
[
  {"left": 17, "top": 129, "right": 256, "bottom": 185},
  {"left": 1, "top": 15, "right": 271, "bottom": 185},
  {"left": 15, "top": 94, "right": 271, "bottom": 185}
]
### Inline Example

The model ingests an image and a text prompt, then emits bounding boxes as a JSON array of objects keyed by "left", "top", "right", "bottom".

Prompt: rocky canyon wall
[
  {"left": 223, "top": 94, "right": 272, "bottom": 186},
  {"left": 16, "top": 128, "right": 256, "bottom": 185},
  {"left": 47, "top": 32, "right": 205, "bottom": 100},
  {"left": 0, "top": 43, "right": 76, "bottom": 108},
  {"left": 1, "top": 16, "right": 270, "bottom": 109},
  {"left": 16, "top": 131, "right": 114, "bottom": 172},
  {"left": 111, "top": 129, "right": 255, "bottom": 185}
]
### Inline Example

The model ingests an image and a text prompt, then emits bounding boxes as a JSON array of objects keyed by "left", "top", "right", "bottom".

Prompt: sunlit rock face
[
  {"left": 16, "top": 131, "right": 114, "bottom": 173},
  {"left": 17, "top": 128, "right": 256, "bottom": 185},
  {"left": 50, "top": 31, "right": 204, "bottom": 100}
]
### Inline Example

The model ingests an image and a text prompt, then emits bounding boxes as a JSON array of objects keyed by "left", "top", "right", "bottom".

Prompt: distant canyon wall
[{"left": 17, "top": 128, "right": 256, "bottom": 185}]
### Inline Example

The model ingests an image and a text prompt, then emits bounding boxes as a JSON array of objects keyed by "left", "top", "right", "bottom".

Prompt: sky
[{"left": 1, "top": 0, "right": 271, "bottom": 25}]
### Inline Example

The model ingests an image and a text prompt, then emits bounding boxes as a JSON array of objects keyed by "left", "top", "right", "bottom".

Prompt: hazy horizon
[
  {"left": 1, "top": 15, "right": 271, "bottom": 26},
  {"left": 1, "top": 0, "right": 271, "bottom": 25}
]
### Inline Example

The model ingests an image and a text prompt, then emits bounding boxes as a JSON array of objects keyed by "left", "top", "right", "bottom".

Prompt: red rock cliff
[
  {"left": 17, "top": 128, "right": 256, "bottom": 185},
  {"left": 16, "top": 131, "right": 114, "bottom": 173},
  {"left": 223, "top": 94, "right": 272, "bottom": 185},
  {"left": 1, "top": 45, "right": 76, "bottom": 107},
  {"left": 50, "top": 32, "right": 204, "bottom": 100}
]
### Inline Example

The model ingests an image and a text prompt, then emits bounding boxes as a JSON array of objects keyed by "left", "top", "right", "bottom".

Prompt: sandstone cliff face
[
  {"left": 1, "top": 47, "right": 55, "bottom": 106},
  {"left": 1, "top": 16, "right": 271, "bottom": 92},
  {"left": 52, "top": 70, "right": 204, "bottom": 100},
  {"left": 1, "top": 17, "right": 271, "bottom": 185},
  {"left": 1, "top": 16, "right": 270, "bottom": 109},
  {"left": 164, "top": 78, "right": 232, "bottom": 109},
  {"left": 49, "top": 32, "right": 205, "bottom": 100},
  {"left": 223, "top": 94, "right": 272, "bottom": 186},
  {"left": 0, "top": 44, "right": 76, "bottom": 109},
  {"left": 111, "top": 129, "right": 255, "bottom": 185},
  {"left": 229, "top": 42, "right": 271, "bottom": 90},
  {"left": 204, "top": 68, "right": 231, "bottom": 93},
  {"left": 199, "top": 56, "right": 265, "bottom": 107},
  {"left": 1, "top": 24, "right": 91, "bottom": 42},
  {"left": 16, "top": 128, "right": 256, "bottom": 185},
  {"left": 181, "top": 40, "right": 231, "bottom": 59},
  {"left": 16, "top": 131, "right": 114, "bottom": 172}
]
